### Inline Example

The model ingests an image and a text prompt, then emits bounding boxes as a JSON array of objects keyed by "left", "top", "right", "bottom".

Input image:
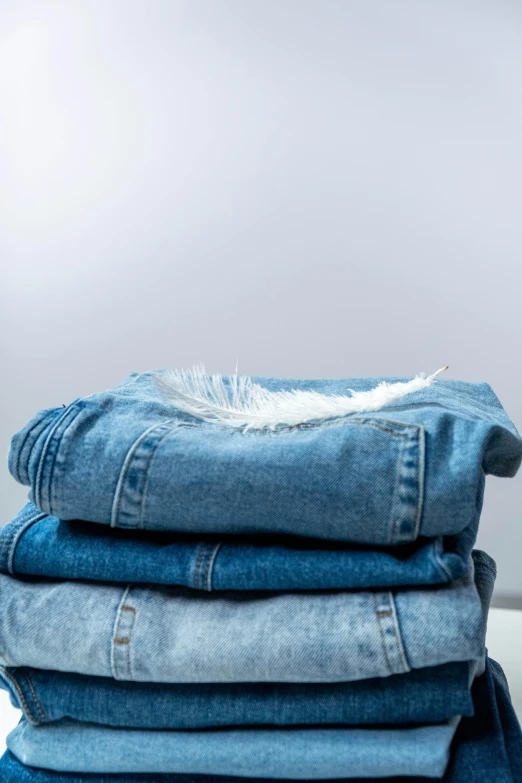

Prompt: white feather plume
[{"left": 155, "top": 365, "right": 448, "bottom": 430}]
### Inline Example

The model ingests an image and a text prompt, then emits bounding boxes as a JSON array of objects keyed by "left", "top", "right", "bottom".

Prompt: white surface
[
  {"left": 0, "top": 607, "right": 520, "bottom": 758},
  {"left": 485, "top": 607, "right": 522, "bottom": 721},
  {"left": 2, "top": 0, "right": 522, "bottom": 595}
]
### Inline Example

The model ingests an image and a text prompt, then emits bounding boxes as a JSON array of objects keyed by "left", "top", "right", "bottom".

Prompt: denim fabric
[
  {"left": 0, "top": 556, "right": 490, "bottom": 683},
  {"left": 6, "top": 718, "right": 460, "bottom": 778},
  {"left": 2, "top": 657, "right": 519, "bottom": 782},
  {"left": 0, "top": 661, "right": 475, "bottom": 729},
  {"left": 8, "top": 372, "right": 521, "bottom": 543},
  {"left": 0, "top": 503, "right": 474, "bottom": 591}
]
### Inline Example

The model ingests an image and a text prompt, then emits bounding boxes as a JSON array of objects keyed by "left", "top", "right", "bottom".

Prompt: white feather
[{"left": 155, "top": 365, "right": 448, "bottom": 430}]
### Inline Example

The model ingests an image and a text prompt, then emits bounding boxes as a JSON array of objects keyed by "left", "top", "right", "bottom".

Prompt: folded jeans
[
  {"left": 0, "top": 551, "right": 493, "bottom": 683},
  {"left": 0, "top": 662, "right": 475, "bottom": 729},
  {"left": 8, "top": 371, "right": 521, "bottom": 543},
  {"left": 5, "top": 719, "right": 460, "bottom": 778},
  {"left": 0, "top": 503, "right": 475, "bottom": 591},
  {"left": 2, "top": 657, "right": 519, "bottom": 782}
]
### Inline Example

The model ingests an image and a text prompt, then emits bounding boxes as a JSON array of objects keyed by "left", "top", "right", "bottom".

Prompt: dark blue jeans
[
  {"left": 1, "top": 658, "right": 520, "bottom": 782},
  {"left": 0, "top": 662, "right": 474, "bottom": 729},
  {"left": 0, "top": 503, "right": 474, "bottom": 591}
]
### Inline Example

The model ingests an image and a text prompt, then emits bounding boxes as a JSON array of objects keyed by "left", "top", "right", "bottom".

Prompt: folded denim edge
[
  {"left": 0, "top": 666, "right": 47, "bottom": 725},
  {"left": 430, "top": 537, "right": 459, "bottom": 581},
  {"left": 0, "top": 506, "right": 47, "bottom": 575}
]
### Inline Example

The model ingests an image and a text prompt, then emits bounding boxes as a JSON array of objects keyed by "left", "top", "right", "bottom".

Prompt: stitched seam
[
  {"left": 0, "top": 669, "right": 41, "bottom": 725},
  {"left": 14, "top": 410, "right": 64, "bottom": 485},
  {"left": 204, "top": 542, "right": 223, "bottom": 592},
  {"left": 387, "top": 592, "right": 410, "bottom": 672},
  {"left": 111, "top": 586, "right": 136, "bottom": 680},
  {"left": 113, "top": 431, "right": 154, "bottom": 527},
  {"left": 431, "top": 538, "right": 453, "bottom": 581},
  {"left": 193, "top": 542, "right": 209, "bottom": 591},
  {"left": 111, "top": 421, "right": 176, "bottom": 529},
  {"left": 374, "top": 593, "right": 393, "bottom": 674},
  {"left": 412, "top": 426, "right": 425, "bottom": 540},
  {"left": 5, "top": 513, "right": 47, "bottom": 575},
  {"left": 390, "top": 426, "right": 423, "bottom": 545},
  {"left": 390, "top": 433, "right": 408, "bottom": 544},
  {"left": 34, "top": 403, "right": 81, "bottom": 511},
  {"left": 0, "top": 520, "right": 28, "bottom": 575},
  {"left": 123, "top": 605, "right": 135, "bottom": 679},
  {"left": 34, "top": 406, "right": 75, "bottom": 510},
  {"left": 373, "top": 591, "right": 409, "bottom": 675},
  {"left": 137, "top": 424, "right": 180, "bottom": 530},
  {"left": 20, "top": 670, "right": 48, "bottom": 722},
  {"left": 111, "top": 586, "right": 133, "bottom": 679},
  {"left": 45, "top": 404, "right": 87, "bottom": 517}
]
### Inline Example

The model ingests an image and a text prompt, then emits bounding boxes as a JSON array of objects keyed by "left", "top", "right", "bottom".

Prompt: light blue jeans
[
  {"left": 6, "top": 719, "right": 459, "bottom": 778},
  {"left": 8, "top": 372, "right": 521, "bottom": 543},
  {"left": 3, "top": 657, "right": 521, "bottom": 782},
  {"left": 0, "top": 552, "right": 492, "bottom": 683}
]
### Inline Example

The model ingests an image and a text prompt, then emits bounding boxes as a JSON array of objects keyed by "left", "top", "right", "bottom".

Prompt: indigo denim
[
  {"left": 8, "top": 372, "right": 522, "bottom": 543},
  {"left": 2, "top": 658, "right": 519, "bottom": 782},
  {"left": 0, "top": 503, "right": 474, "bottom": 591},
  {"left": 0, "top": 553, "right": 491, "bottom": 683},
  {"left": 5, "top": 719, "right": 460, "bottom": 778},
  {"left": 0, "top": 662, "right": 474, "bottom": 729}
]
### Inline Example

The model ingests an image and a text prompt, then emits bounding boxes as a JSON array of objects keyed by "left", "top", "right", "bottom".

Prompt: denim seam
[
  {"left": 205, "top": 542, "right": 223, "bottom": 592},
  {"left": 13, "top": 418, "right": 40, "bottom": 485},
  {"left": 374, "top": 592, "right": 410, "bottom": 675},
  {"left": 388, "top": 425, "right": 424, "bottom": 545},
  {"left": 2, "top": 513, "right": 47, "bottom": 575},
  {"left": 13, "top": 412, "right": 59, "bottom": 486},
  {"left": 389, "top": 434, "right": 407, "bottom": 545},
  {"left": 46, "top": 404, "right": 90, "bottom": 517},
  {"left": 0, "top": 520, "right": 28, "bottom": 574},
  {"left": 388, "top": 592, "right": 410, "bottom": 672},
  {"left": 0, "top": 669, "right": 41, "bottom": 726},
  {"left": 192, "top": 542, "right": 223, "bottom": 591},
  {"left": 413, "top": 425, "right": 425, "bottom": 540},
  {"left": 34, "top": 403, "right": 83, "bottom": 513},
  {"left": 111, "top": 422, "right": 164, "bottom": 528},
  {"left": 431, "top": 538, "right": 454, "bottom": 581},
  {"left": 111, "top": 586, "right": 136, "bottom": 680},
  {"left": 193, "top": 542, "right": 210, "bottom": 590},
  {"left": 111, "top": 421, "right": 177, "bottom": 529},
  {"left": 19, "top": 670, "right": 48, "bottom": 723},
  {"left": 137, "top": 424, "right": 178, "bottom": 530}
]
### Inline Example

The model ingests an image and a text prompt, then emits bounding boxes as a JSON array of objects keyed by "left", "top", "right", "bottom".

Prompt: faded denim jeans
[
  {"left": 2, "top": 657, "right": 520, "bottom": 782},
  {"left": 0, "top": 552, "right": 493, "bottom": 684},
  {"left": 6, "top": 719, "right": 460, "bottom": 779},
  {"left": 8, "top": 372, "right": 522, "bottom": 543}
]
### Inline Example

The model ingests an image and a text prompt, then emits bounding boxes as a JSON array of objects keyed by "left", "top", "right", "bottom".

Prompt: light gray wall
[{"left": 1, "top": 0, "right": 521, "bottom": 596}]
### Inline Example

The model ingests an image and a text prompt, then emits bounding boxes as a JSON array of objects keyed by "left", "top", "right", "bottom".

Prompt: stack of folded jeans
[{"left": 0, "top": 368, "right": 521, "bottom": 783}]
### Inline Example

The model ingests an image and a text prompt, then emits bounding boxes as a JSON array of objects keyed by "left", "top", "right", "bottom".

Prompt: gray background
[{"left": 1, "top": 0, "right": 521, "bottom": 598}]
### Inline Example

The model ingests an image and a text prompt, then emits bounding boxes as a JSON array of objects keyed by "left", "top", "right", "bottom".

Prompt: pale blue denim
[
  {"left": 6, "top": 719, "right": 460, "bottom": 778},
  {"left": 0, "top": 550, "right": 494, "bottom": 728},
  {"left": 2, "top": 657, "right": 520, "bottom": 783},
  {"left": 0, "top": 503, "right": 473, "bottom": 591},
  {"left": 8, "top": 372, "right": 522, "bottom": 543},
  {"left": 0, "top": 661, "right": 474, "bottom": 728},
  {"left": 0, "top": 553, "right": 491, "bottom": 683}
]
